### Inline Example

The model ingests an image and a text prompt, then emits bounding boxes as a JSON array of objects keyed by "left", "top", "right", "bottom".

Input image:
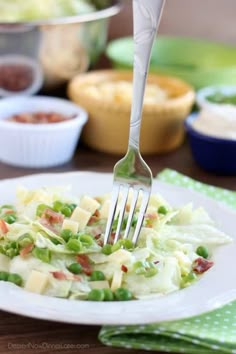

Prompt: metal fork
[{"left": 104, "top": 0, "right": 166, "bottom": 246}]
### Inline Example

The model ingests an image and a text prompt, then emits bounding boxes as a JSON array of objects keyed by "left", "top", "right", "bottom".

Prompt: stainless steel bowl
[{"left": 0, "top": 0, "right": 121, "bottom": 92}]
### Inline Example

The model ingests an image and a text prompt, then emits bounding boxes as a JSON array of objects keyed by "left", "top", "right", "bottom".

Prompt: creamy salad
[{"left": 0, "top": 186, "right": 231, "bottom": 302}]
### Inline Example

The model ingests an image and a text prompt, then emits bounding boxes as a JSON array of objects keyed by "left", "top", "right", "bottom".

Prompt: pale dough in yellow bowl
[{"left": 68, "top": 70, "right": 195, "bottom": 155}]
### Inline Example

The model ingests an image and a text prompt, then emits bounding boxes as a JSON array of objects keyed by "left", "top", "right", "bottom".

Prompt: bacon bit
[
  {"left": 192, "top": 257, "right": 214, "bottom": 274},
  {"left": 20, "top": 243, "right": 34, "bottom": 257},
  {"left": 0, "top": 219, "right": 8, "bottom": 234},
  {"left": 4, "top": 209, "right": 15, "bottom": 214},
  {"left": 41, "top": 208, "right": 64, "bottom": 224},
  {"left": 125, "top": 204, "right": 130, "bottom": 212},
  {"left": 88, "top": 216, "right": 99, "bottom": 226},
  {"left": 93, "top": 210, "right": 100, "bottom": 218},
  {"left": 110, "top": 232, "right": 115, "bottom": 240},
  {"left": 96, "top": 239, "right": 103, "bottom": 247},
  {"left": 108, "top": 232, "right": 117, "bottom": 244},
  {"left": 121, "top": 264, "right": 128, "bottom": 273},
  {"left": 9, "top": 112, "right": 73, "bottom": 124},
  {"left": 94, "top": 234, "right": 101, "bottom": 240},
  {"left": 39, "top": 218, "right": 60, "bottom": 234},
  {"left": 51, "top": 271, "right": 81, "bottom": 281},
  {"left": 153, "top": 260, "right": 160, "bottom": 265},
  {"left": 145, "top": 212, "right": 158, "bottom": 220},
  {"left": 145, "top": 220, "right": 153, "bottom": 228},
  {"left": 76, "top": 254, "right": 92, "bottom": 276},
  {"left": 51, "top": 271, "right": 68, "bottom": 280}
]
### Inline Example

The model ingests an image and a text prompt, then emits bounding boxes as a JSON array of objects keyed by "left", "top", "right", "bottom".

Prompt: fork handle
[{"left": 129, "top": 0, "right": 165, "bottom": 150}]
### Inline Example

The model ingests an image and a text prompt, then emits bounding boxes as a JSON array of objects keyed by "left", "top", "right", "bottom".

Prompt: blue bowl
[{"left": 185, "top": 113, "right": 236, "bottom": 175}]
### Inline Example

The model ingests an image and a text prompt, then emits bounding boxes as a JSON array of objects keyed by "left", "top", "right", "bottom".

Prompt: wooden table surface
[{"left": 0, "top": 138, "right": 235, "bottom": 354}]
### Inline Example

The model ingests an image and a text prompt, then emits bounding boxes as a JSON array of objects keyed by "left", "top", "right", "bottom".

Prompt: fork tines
[{"left": 103, "top": 182, "right": 151, "bottom": 246}]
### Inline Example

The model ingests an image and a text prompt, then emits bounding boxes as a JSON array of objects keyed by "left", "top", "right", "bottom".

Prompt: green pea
[
  {"left": 51, "top": 238, "right": 61, "bottom": 245},
  {"left": 61, "top": 206, "right": 72, "bottom": 217},
  {"left": 36, "top": 204, "right": 50, "bottom": 217},
  {"left": 158, "top": 205, "right": 168, "bottom": 215},
  {"left": 18, "top": 233, "right": 34, "bottom": 248},
  {"left": 112, "top": 216, "right": 127, "bottom": 231},
  {"left": 79, "top": 234, "right": 94, "bottom": 247},
  {"left": 90, "top": 270, "right": 105, "bottom": 281},
  {"left": 68, "top": 263, "right": 83, "bottom": 274},
  {"left": 196, "top": 246, "right": 209, "bottom": 259},
  {"left": 103, "top": 288, "right": 114, "bottom": 301},
  {"left": 4, "top": 214, "right": 17, "bottom": 224},
  {"left": 131, "top": 215, "right": 138, "bottom": 227},
  {"left": 68, "top": 203, "right": 77, "bottom": 212},
  {"left": 0, "top": 271, "right": 9, "bottom": 281},
  {"left": 87, "top": 289, "right": 104, "bottom": 301},
  {"left": 8, "top": 273, "right": 23, "bottom": 286},
  {"left": 66, "top": 238, "right": 82, "bottom": 252},
  {"left": 102, "top": 244, "right": 112, "bottom": 255},
  {"left": 32, "top": 247, "right": 51, "bottom": 263},
  {"left": 60, "top": 229, "right": 73, "bottom": 242},
  {"left": 5, "top": 241, "right": 18, "bottom": 250},
  {"left": 122, "top": 239, "right": 134, "bottom": 250},
  {"left": 5, "top": 248, "right": 18, "bottom": 259},
  {"left": 52, "top": 200, "right": 63, "bottom": 212},
  {"left": 181, "top": 271, "right": 198, "bottom": 288},
  {"left": 3, "top": 241, "right": 19, "bottom": 258},
  {"left": 114, "top": 288, "right": 133, "bottom": 301}
]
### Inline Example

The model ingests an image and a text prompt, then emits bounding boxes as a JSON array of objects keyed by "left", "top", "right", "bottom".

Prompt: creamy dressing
[{"left": 192, "top": 105, "right": 236, "bottom": 140}]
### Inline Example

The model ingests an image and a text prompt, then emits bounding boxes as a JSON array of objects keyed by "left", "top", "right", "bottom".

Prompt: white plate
[{"left": 0, "top": 171, "right": 235, "bottom": 325}]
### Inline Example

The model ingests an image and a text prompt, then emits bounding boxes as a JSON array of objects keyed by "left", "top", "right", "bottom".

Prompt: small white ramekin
[
  {"left": 0, "top": 96, "right": 88, "bottom": 168},
  {"left": 196, "top": 85, "right": 236, "bottom": 109},
  {"left": 0, "top": 55, "right": 44, "bottom": 97}
]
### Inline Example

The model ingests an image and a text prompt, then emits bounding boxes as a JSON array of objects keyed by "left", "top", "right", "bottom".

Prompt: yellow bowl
[{"left": 68, "top": 70, "right": 195, "bottom": 155}]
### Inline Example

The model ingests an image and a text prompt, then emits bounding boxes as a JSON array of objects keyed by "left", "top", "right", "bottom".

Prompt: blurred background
[
  {"left": 110, "top": 0, "right": 236, "bottom": 44},
  {"left": 0, "top": 0, "right": 236, "bottom": 174}
]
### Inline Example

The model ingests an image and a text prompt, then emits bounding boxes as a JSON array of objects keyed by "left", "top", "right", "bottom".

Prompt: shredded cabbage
[
  {"left": 0, "top": 0, "right": 96, "bottom": 22},
  {"left": 0, "top": 186, "right": 232, "bottom": 301}
]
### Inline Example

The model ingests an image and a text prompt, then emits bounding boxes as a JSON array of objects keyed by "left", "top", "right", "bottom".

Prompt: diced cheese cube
[
  {"left": 111, "top": 269, "right": 123, "bottom": 291},
  {"left": 62, "top": 219, "right": 79, "bottom": 234},
  {"left": 25, "top": 270, "right": 49, "bottom": 294},
  {"left": 70, "top": 207, "right": 91, "bottom": 231},
  {"left": 89, "top": 280, "right": 110, "bottom": 289},
  {"left": 79, "top": 196, "right": 100, "bottom": 215},
  {"left": 99, "top": 200, "right": 111, "bottom": 219},
  {"left": 108, "top": 249, "right": 132, "bottom": 264}
]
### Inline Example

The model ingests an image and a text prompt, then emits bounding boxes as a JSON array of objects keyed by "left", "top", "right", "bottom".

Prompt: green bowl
[{"left": 106, "top": 36, "right": 236, "bottom": 89}]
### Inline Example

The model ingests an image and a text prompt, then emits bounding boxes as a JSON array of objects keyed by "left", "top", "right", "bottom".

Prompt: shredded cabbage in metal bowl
[{"left": 0, "top": 0, "right": 111, "bottom": 22}]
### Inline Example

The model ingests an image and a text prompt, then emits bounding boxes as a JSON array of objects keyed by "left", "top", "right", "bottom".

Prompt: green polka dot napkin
[{"left": 99, "top": 169, "right": 236, "bottom": 353}]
